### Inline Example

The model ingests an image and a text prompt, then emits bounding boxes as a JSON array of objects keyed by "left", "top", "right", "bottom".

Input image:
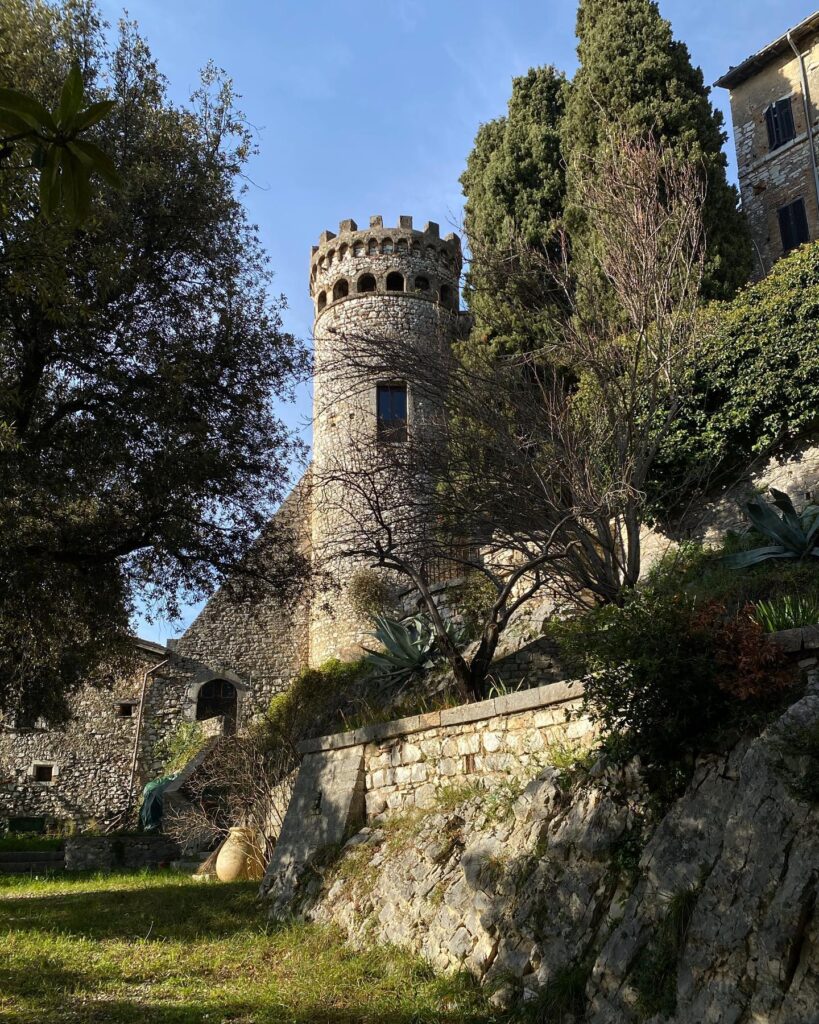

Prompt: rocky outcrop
[{"left": 299, "top": 678, "right": 819, "bottom": 1022}]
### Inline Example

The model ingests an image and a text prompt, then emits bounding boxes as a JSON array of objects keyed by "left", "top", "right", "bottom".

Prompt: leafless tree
[
  {"left": 468, "top": 128, "right": 707, "bottom": 604},
  {"left": 163, "top": 731, "right": 294, "bottom": 863},
  {"left": 314, "top": 130, "right": 705, "bottom": 698}
]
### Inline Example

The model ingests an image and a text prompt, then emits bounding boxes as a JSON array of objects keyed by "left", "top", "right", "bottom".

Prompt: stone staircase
[{"left": 0, "top": 848, "right": 64, "bottom": 874}]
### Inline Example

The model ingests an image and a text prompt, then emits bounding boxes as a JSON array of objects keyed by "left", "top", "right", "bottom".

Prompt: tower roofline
[{"left": 311, "top": 215, "right": 460, "bottom": 267}]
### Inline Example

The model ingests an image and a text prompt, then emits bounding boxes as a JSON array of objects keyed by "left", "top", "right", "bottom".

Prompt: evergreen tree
[
  {"left": 562, "top": 0, "right": 752, "bottom": 300},
  {"left": 460, "top": 66, "right": 568, "bottom": 354}
]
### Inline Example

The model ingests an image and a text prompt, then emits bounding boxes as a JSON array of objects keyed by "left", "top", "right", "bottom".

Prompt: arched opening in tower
[
  {"left": 439, "top": 284, "right": 452, "bottom": 306},
  {"left": 357, "top": 273, "right": 376, "bottom": 293},
  {"left": 386, "top": 271, "right": 404, "bottom": 292},
  {"left": 332, "top": 279, "right": 349, "bottom": 301},
  {"left": 414, "top": 276, "right": 430, "bottom": 291},
  {"left": 196, "top": 679, "right": 238, "bottom": 733},
  {"left": 317, "top": 291, "right": 327, "bottom": 311}
]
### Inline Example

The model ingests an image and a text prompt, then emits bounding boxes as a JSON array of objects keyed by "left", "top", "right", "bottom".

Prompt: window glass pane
[{"left": 376, "top": 384, "right": 407, "bottom": 441}]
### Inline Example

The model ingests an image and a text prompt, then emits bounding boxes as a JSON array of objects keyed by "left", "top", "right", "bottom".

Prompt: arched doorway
[{"left": 196, "top": 679, "right": 238, "bottom": 734}]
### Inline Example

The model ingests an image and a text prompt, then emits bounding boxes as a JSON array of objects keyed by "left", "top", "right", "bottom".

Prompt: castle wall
[
  {"left": 309, "top": 216, "right": 463, "bottom": 666},
  {"left": 172, "top": 477, "right": 312, "bottom": 719}
]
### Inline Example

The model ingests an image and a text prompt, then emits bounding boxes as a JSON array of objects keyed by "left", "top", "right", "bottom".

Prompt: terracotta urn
[{"left": 215, "top": 827, "right": 265, "bottom": 882}]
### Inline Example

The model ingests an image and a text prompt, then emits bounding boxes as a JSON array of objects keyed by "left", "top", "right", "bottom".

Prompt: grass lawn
[{"left": 0, "top": 870, "right": 496, "bottom": 1024}]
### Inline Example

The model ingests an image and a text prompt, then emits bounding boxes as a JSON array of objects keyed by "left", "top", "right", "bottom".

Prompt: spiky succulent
[{"left": 725, "top": 488, "right": 819, "bottom": 568}]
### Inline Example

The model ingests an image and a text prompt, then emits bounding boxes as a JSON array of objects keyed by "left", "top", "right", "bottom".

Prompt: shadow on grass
[{"left": 0, "top": 878, "right": 262, "bottom": 941}]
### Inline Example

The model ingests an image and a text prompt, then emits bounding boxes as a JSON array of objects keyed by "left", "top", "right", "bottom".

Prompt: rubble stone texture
[{"left": 302, "top": 677, "right": 819, "bottom": 1022}]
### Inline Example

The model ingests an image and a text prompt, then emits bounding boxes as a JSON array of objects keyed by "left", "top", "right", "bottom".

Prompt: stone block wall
[
  {"left": 722, "top": 29, "right": 819, "bottom": 274},
  {"left": 297, "top": 679, "right": 591, "bottom": 821},
  {"left": 64, "top": 833, "right": 179, "bottom": 872}
]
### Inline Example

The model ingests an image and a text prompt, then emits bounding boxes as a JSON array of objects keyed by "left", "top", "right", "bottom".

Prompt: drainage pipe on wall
[
  {"left": 788, "top": 29, "right": 819, "bottom": 221},
  {"left": 127, "top": 657, "right": 169, "bottom": 815}
]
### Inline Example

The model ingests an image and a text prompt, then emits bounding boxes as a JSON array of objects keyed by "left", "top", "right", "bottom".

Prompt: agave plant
[
  {"left": 724, "top": 488, "right": 819, "bottom": 568},
  {"left": 362, "top": 614, "right": 437, "bottom": 679}
]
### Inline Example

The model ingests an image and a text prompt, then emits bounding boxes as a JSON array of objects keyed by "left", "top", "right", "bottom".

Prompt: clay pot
[{"left": 215, "top": 827, "right": 265, "bottom": 882}]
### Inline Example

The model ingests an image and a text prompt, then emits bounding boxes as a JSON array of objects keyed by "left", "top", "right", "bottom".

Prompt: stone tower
[{"left": 309, "top": 215, "right": 462, "bottom": 665}]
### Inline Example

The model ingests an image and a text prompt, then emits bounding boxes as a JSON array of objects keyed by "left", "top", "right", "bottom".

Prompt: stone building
[
  {"left": 0, "top": 215, "right": 466, "bottom": 831},
  {"left": 716, "top": 11, "right": 819, "bottom": 276}
]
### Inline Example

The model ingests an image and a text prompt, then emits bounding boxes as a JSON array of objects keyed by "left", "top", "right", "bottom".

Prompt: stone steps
[{"left": 0, "top": 849, "right": 65, "bottom": 874}]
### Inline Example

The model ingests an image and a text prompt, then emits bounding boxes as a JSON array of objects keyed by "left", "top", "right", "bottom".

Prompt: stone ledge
[{"left": 297, "top": 678, "right": 584, "bottom": 755}]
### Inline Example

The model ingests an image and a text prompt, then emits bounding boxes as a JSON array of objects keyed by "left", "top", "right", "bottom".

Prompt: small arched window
[
  {"left": 333, "top": 279, "right": 349, "bottom": 301},
  {"left": 381, "top": 238, "right": 394, "bottom": 255},
  {"left": 317, "top": 291, "right": 327, "bottom": 311},
  {"left": 439, "top": 284, "right": 452, "bottom": 306},
  {"left": 357, "top": 273, "right": 376, "bottom": 293},
  {"left": 386, "top": 271, "right": 404, "bottom": 291},
  {"left": 411, "top": 242, "right": 421, "bottom": 257},
  {"left": 396, "top": 239, "right": 408, "bottom": 254},
  {"left": 353, "top": 241, "right": 365, "bottom": 257},
  {"left": 367, "top": 238, "right": 378, "bottom": 255},
  {"left": 326, "top": 249, "right": 334, "bottom": 267},
  {"left": 415, "top": 276, "right": 430, "bottom": 291},
  {"left": 339, "top": 243, "right": 348, "bottom": 260}
]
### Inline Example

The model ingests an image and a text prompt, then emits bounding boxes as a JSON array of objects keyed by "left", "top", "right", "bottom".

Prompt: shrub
[
  {"left": 347, "top": 570, "right": 393, "bottom": 619},
  {"left": 753, "top": 594, "right": 819, "bottom": 632},
  {"left": 154, "top": 721, "right": 206, "bottom": 775},
  {"left": 456, "top": 571, "right": 496, "bottom": 640},
  {"left": 264, "top": 658, "right": 370, "bottom": 750},
  {"left": 650, "top": 242, "right": 819, "bottom": 515},
  {"left": 549, "top": 585, "right": 796, "bottom": 775}
]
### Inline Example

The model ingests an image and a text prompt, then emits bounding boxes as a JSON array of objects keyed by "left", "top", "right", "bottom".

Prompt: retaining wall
[{"left": 298, "top": 679, "right": 590, "bottom": 820}]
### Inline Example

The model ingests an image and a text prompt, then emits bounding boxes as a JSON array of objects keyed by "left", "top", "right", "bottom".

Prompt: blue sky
[{"left": 110, "top": 0, "right": 813, "bottom": 641}]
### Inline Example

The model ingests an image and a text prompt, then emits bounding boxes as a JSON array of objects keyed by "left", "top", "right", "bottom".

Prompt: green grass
[{"left": 0, "top": 870, "right": 496, "bottom": 1023}]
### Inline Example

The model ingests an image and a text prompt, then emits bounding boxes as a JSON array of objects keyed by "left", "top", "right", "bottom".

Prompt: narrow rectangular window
[
  {"left": 766, "top": 98, "right": 796, "bottom": 150},
  {"left": 778, "top": 198, "right": 810, "bottom": 253},
  {"left": 117, "top": 702, "right": 134, "bottom": 718},
  {"left": 376, "top": 383, "right": 408, "bottom": 442},
  {"left": 33, "top": 764, "right": 53, "bottom": 783}
]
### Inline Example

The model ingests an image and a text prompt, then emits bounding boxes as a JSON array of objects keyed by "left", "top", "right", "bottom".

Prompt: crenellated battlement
[{"left": 310, "top": 214, "right": 462, "bottom": 315}]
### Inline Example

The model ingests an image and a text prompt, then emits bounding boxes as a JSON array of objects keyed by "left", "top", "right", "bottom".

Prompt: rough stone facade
[
  {"left": 302, "top": 673, "right": 819, "bottom": 1023},
  {"left": 0, "top": 641, "right": 167, "bottom": 830},
  {"left": 64, "top": 833, "right": 179, "bottom": 872},
  {"left": 717, "top": 13, "right": 819, "bottom": 275},
  {"left": 309, "top": 215, "right": 464, "bottom": 665}
]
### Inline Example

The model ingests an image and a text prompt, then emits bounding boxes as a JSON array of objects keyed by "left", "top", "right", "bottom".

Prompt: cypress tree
[
  {"left": 460, "top": 66, "right": 568, "bottom": 354},
  {"left": 562, "top": 0, "right": 752, "bottom": 300}
]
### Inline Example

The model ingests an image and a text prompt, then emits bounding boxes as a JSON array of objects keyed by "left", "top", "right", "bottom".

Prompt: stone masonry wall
[
  {"left": 297, "top": 679, "right": 592, "bottom": 822},
  {"left": 724, "top": 29, "right": 819, "bottom": 275},
  {"left": 174, "top": 477, "right": 312, "bottom": 720},
  {"left": 309, "top": 215, "right": 464, "bottom": 666},
  {"left": 0, "top": 643, "right": 166, "bottom": 830}
]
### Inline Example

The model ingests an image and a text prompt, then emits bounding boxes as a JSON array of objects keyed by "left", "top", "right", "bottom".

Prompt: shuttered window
[
  {"left": 778, "top": 198, "right": 810, "bottom": 253},
  {"left": 765, "top": 98, "right": 796, "bottom": 150}
]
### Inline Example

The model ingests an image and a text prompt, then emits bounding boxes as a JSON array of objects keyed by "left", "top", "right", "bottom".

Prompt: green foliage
[
  {"left": 0, "top": 61, "right": 120, "bottom": 224},
  {"left": 650, "top": 243, "right": 819, "bottom": 514},
  {"left": 0, "top": 833, "right": 63, "bottom": 852},
  {"left": 562, "top": 0, "right": 751, "bottom": 302},
  {"left": 460, "top": 65, "right": 568, "bottom": 355},
  {"left": 347, "top": 569, "right": 393, "bottom": 620},
  {"left": 0, "top": 871, "right": 494, "bottom": 1022},
  {"left": 547, "top": 739, "right": 597, "bottom": 791},
  {"left": 0, "top": 1, "right": 308, "bottom": 721},
  {"left": 548, "top": 563, "right": 796, "bottom": 778},
  {"left": 153, "top": 721, "right": 205, "bottom": 775},
  {"left": 724, "top": 489, "right": 819, "bottom": 568},
  {"left": 631, "top": 887, "right": 698, "bottom": 1019},
  {"left": 363, "top": 614, "right": 437, "bottom": 680},
  {"left": 264, "top": 657, "right": 370, "bottom": 748},
  {"left": 753, "top": 594, "right": 819, "bottom": 633}
]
